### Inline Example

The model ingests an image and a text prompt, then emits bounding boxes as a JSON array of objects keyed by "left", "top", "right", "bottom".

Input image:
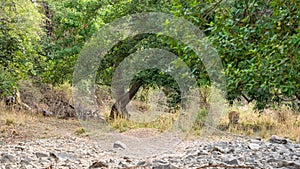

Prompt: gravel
[{"left": 0, "top": 135, "right": 299, "bottom": 169}]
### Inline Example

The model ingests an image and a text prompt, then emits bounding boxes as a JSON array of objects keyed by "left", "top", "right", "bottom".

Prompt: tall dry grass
[
  {"left": 218, "top": 103, "right": 300, "bottom": 142},
  {"left": 97, "top": 85, "right": 299, "bottom": 142},
  {"left": 0, "top": 101, "right": 37, "bottom": 126}
]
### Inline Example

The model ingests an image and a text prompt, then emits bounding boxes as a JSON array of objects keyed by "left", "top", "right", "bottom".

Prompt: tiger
[{"left": 228, "top": 111, "right": 240, "bottom": 128}]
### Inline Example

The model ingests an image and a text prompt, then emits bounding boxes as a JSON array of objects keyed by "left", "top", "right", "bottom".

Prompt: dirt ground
[{"left": 0, "top": 115, "right": 82, "bottom": 144}]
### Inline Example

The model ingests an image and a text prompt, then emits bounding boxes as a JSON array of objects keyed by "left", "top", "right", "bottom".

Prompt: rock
[
  {"left": 15, "top": 146, "right": 25, "bottom": 151},
  {"left": 254, "top": 137, "right": 262, "bottom": 141},
  {"left": 88, "top": 161, "right": 108, "bottom": 168},
  {"left": 4, "top": 164, "right": 14, "bottom": 169},
  {"left": 197, "top": 150, "right": 208, "bottom": 156},
  {"left": 269, "top": 135, "right": 288, "bottom": 144},
  {"left": 137, "top": 161, "right": 146, "bottom": 166},
  {"left": 56, "top": 152, "right": 77, "bottom": 161},
  {"left": 153, "top": 160, "right": 171, "bottom": 169},
  {"left": 224, "top": 158, "right": 239, "bottom": 165},
  {"left": 118, "top": 161, "right": 128, "bottom": 168},
  {"left": 209, "top": 146, "right": 225, "bottom": 153},
  {"left": 35, "top": 152, "right": 48, "bottom": 158},
  {"left": 44, "top": 165, "right": 54, "bottom": 169},
  {"left": 0, "top": 153, "right": 15, "bottom": 163},
  {"left": 277, "top": 160, "right": 300, "bottom": 168},
  {"left": 248, "top": 143, "right": 260, "bottom": 150},
  {"left": 20, "top": 157, "right": 32, "bottom": 165},
  {"left": 153, "top": 164, "right": 178, "bottom": 169},
  {"left": 49, "top": 152, "right": 59, "bottom": 162},
  {"left": 153, "top": 159, "right": 168, "bottom": 164},
  {"left": 113, "top": 141, "right": 127, "bottom": 150},
  {"left": 0, "top": 136, "right": 299, "bottom": 168}
]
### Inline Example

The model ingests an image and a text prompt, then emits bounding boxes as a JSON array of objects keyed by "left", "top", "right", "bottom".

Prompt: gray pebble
[{"left": 113, "top": 141, "right": 127, "bottom": 150}]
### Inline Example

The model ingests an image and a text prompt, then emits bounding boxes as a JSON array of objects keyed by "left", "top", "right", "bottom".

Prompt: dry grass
[
  {"left": 95, "top": 86, "right": 177, "bottom": 132},
  {"left": 2, "top": 82, "right": 298, "bottom": 143},
  {"left": 0, "top": 100, "right": 81, "bottom": 142},
  {"left": 218, "top": 103, "right": 300, "bottom": 142},
  {"left": 99, "top": 86, "right": 299, "bottom": 142},
  {"left": 75, "top": 127, "right": 87, "bottom": 135},
  {"left": 0, "top": 102, "right": 37, "bottom": 126},
  {"left": 0, "top": 101, "right": 38, "bottom": 139},
  {"left": 108, "top": 112, "right": 178, "bottom": 133}
]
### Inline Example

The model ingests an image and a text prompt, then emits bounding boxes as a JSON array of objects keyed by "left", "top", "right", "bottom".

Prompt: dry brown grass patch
[
  {"left": 0, "top": 102, "right": 37, "bottom": 126},
  {"left": 218, "top": 103, "right": 300, "bottom": 141}
]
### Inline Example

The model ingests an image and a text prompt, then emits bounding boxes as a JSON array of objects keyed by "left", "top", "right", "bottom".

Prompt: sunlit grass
[
  {"left": 216, "top": 103, "right": 300, "bottom": 141},
  {"left": 101, "top": 86, "right": 299, "bottom": 142},
  {"left": 0, "top": 102, "right": 37, "bottom": 126},
  {"left": 107, "top": 111, "right": 178, "bottom": 133},
  {"left": 75, "top": 127, "right": 87, "bottom": 135}
]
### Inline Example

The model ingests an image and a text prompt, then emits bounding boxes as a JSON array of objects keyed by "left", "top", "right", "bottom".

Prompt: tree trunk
[{"left": 110, "top": 80, "right": 143, "bottom": 120}]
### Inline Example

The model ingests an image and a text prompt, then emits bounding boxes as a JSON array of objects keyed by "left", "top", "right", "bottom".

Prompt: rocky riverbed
[{"left": 0, "top": 135, "right": 299, "bottom": 169}]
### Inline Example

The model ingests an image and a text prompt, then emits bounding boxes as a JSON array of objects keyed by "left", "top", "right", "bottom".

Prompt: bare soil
[{"left": 0, "top": 116, "right": 82, "bottom": 144}]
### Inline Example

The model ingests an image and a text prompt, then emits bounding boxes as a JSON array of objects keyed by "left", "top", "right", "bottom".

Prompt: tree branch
[{"left": 241, "top": 92, "right": 254, "bottom": 103}]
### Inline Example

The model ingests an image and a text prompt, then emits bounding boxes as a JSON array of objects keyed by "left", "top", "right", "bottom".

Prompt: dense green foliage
[
  {"left": 0, "top": 0, "right": 299, "bottom": 111},
  {"left": 0, "top": 0, "right": 44, "bottom": 95}
]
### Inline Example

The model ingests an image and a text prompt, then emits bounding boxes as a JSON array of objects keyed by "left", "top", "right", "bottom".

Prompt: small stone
[
  {"left": 197, "top": 150, "right": 208, "bottom": 156},
  {"left": 118, "top": 161, "right": 128, "bottom": 168},
  {"left": 153, "top": 162, "right": 171, "bottom": 169},
  {"left": 20, "top": 158, "right": 32, "bottom": 165},
  {"left": 113, "top": 141, "right": 127, "bottom": 149},
  {"left": 224, "top": 158, "right": 239, "bottom": 165},
  {"left": 255, "top": 137, "right": 262, "bottom": 141},
  {"left": 57, "top": 152, "right": 77, "bottom": 161},
  {"left": 277, "top": 160, "right": 300, "bottom": 168},
  {"left": 209, "top": 146, "right": 225, "bottom": 153},
  {"left": 4, "top": 164, "right": 13, "bottom": 169},
  {"left": 0, "top": 153, "right": 15, "bottom": 163},
  {"left": 15, "top": 146, "right": 25, "bottom": 151},
  {"left": 49, "top": 152, "right": 59, "bottom": 162},
  {"left": 35, "top": 152, "right": 48, "bottom": 158},
  {"left": 269, "top": 135, "right": 288, "bottom": 144},
  {"left": 89, "top": 161, "right": 108, "bottom": 168},
  {"left": 137, "top": 161, "right": 146, "bottom": 166},
  {"left": 248, "top": 143, "right": 260, "bottom": 150}
]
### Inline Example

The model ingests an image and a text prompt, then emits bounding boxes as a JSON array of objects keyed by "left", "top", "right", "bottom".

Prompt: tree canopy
[
  {"left": 0, "top": 0, "right": 44, "bottom": 95},
  {"left": 0, "top": 0, "right": 299, "bottom": 112}
]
